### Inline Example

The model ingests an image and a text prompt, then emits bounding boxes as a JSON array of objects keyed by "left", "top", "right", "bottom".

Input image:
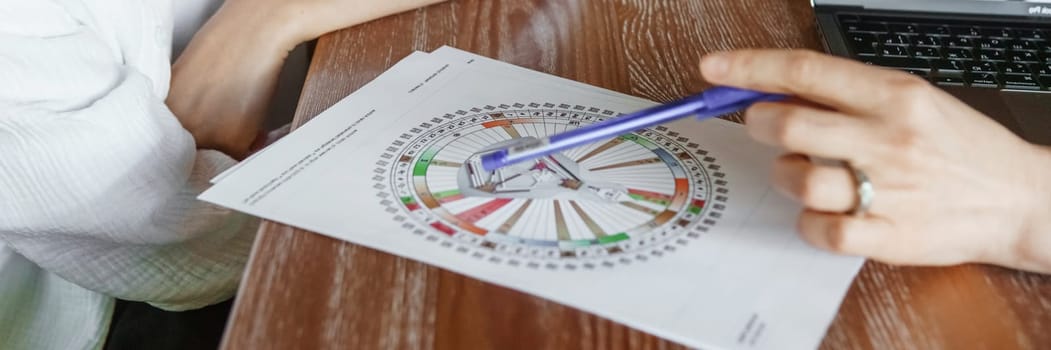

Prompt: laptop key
[
  {"left": 889, "top": 23, "right": 920, "bottom": 35},
  {"left": 880, "top": 45, "right": 909, "bottom": 58},
  {"left": 1007, "top": 40, "right": 1040, "bottom": 52},
  {"left": 920, "top": 25, "right": 951, "bottom": 37},
  {"left": 950, "top": 26, "right": 982, "bottom": 38},
  {"left": 1040, "top": 76, "right": 1051, "bottom": 89},
  {"left": 933, "top": 59, "right": 968, "bottom": 73},
  {"left": 879, "top": 34, "right": 912, "bottom": 46},
  {"left": 1009, "top": 50, "right": 1040, "bottom": 63},
  {"left": 903, "top": 69, "right": 929, "bottom": 78},
  {"left": 1004, "top": 74, "right": 1040, "bottom": 90},
  {"left": 1037, "top": 63, "right": 1051, "bottom": 76},
  {"left": 848, "top": 33, "right": 878, "bottom": 55},
  {"left": 1019, "top": 29, "right": 1047, "bottom": 41},
  {"left": 933, "top": 75, "right": 966, "bottom": 86},
  {"left": 978, "top": 38, "right": 1008, "bottom": 50},
  {"left": 911, "top": 46, "right": 941, "bottom": 59},
  {"left": 977, "top": 49, "right": 1006, "bottom": 61},
  {"left": 1004, "top": 62, "right": 1033, "bottom": 75},
  {"left": 912, "top": 35, "right": 941, "bottom": 47},
  {"left": 861, "top": 56, "right": 931, "bottom": 70},
  {"left": 945, "top": 37, "right": 975, "bottom": 48},
  {"left": 846, "top": 22, "right": 888, "bottom": 33},
  {"left": 981, "top": 27, "right": 1015, "bottom": 39},
  {"left": 945, "top": 48, "right": 974, "bottom": 60},
  {"left": 967, "top": 61, "right": 1000, "bottom": 73},
  {"left": 967, "top": 72, "right": 1001, "bottom": 87}
]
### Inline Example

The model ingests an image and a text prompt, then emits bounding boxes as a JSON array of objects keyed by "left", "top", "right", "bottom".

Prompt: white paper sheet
[{"left": 200, "top": 47, "right": 863, "bottom": 350}]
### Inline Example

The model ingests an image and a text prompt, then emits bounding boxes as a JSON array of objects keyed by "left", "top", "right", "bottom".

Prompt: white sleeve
[{"left": 0, "top": 1, "right": 257, "bottom": 311}]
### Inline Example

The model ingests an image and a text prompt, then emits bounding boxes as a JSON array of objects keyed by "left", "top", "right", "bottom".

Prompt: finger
[
  {"left": 783, "top": 97, "right": 831, "bottom": 111},
  {"left": 797, "top": 210, "right": 891, "bottom": 257},
  {"left": 744, "top": 101, "right": 877, "bottom": 162},
  {"left": 700, "top": 49, "right": 924, "bottom": 115},
  {"left": 771, "top": 154, "right": 856, "bottom": 212}
]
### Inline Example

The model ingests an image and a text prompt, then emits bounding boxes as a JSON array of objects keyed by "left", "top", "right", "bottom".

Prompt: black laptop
[{"left": 813, "top": 0, "right": 1051, "bottom": 145}]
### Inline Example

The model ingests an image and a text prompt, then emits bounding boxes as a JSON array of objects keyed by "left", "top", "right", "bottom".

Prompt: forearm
[
  {"left": 281, "top": 0, "right": 449, "bottom": 44},
  {"left": 1008, "top": 145, "right": 1051, "bottom": 273},
  {"left": 167, "top": 5, "right": 298, "bottom": 159},
  {"left": 167, "top": 0, "right": 448, "bottom": 158}
]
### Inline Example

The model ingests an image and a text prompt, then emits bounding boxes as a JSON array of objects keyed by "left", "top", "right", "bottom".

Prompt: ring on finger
[{"left": 846, "top": 162, "right": 874, "bottom": 216}]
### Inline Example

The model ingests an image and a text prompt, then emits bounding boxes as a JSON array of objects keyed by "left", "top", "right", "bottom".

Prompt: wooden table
[{"left": 221, "top": 1, "right": 1051, "bottom": 348}]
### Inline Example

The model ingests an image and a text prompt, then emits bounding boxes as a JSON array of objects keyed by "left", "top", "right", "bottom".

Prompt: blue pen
[{"left": 479, "top": 86, "right": 786, "bottom": 171}]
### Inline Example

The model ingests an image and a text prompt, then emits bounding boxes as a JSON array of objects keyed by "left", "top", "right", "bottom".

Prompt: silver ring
[{"left": 847, "top": 162, "right": 874, "bottom": 216}]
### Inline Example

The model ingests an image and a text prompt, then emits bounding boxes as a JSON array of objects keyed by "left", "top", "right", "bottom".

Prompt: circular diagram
[{"left": 373, "top": 102, "right": 728, "bottom": 270}]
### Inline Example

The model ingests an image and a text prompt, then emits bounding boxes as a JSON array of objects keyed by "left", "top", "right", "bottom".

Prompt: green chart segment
[{"left": 413, "top": 148, "right": 440, "bottom": 176}]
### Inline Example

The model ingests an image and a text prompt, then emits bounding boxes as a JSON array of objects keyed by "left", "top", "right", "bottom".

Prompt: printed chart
[
  {"left": 201, "top": 48, "right": 867, "bottom": 349},
  {"left": 376, "top": 103, "right": 728, "bottom": 269}
]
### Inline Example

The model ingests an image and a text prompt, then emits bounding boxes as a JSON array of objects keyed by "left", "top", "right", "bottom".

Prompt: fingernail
[{"left": 701, "top": 53, "right": 730, "bottom": 80}]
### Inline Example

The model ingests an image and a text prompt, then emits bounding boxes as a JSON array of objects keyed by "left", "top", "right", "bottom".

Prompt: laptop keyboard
[{"left": 840, "top": 15, "right": 1051, "bottom": 90}]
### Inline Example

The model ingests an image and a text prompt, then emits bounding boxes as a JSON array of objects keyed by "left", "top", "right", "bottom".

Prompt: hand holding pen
[{"left": 701, "top": 49, "right": 1051, "bottom": 273}]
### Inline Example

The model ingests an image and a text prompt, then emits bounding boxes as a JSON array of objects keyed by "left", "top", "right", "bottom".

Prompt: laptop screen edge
[{"left": 813, "top": 0, "right": 1051, "bottom": 18}]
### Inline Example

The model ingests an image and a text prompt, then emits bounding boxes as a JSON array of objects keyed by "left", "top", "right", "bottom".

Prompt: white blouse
[{"left": 0, "top": 0, "right": 256, "bottom": 349}]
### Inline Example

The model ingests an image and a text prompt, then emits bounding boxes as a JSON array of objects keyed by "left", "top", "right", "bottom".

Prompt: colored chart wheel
[{"left": 374, "top": 103, "right": 727, "bottom": 269}]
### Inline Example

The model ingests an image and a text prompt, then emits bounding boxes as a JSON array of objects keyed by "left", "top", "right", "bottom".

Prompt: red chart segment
[{"left": 456, "top": 198, "right": 514, "bottom": 223}]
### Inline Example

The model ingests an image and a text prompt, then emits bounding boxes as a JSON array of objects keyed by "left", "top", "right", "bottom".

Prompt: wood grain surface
[{"left": 221, "top": 0, "right": 1051, "bottom": 349}]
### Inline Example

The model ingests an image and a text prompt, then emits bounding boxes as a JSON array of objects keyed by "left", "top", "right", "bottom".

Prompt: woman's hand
[
  {"left": 168, "top": 0, "right": 446, "bottom": 159},
  {"left": 167, "top": 6, "right": 289, "bottom": 160},
  {"left": 700, "top": 49, "right": 1051, "bottom": 273}
]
